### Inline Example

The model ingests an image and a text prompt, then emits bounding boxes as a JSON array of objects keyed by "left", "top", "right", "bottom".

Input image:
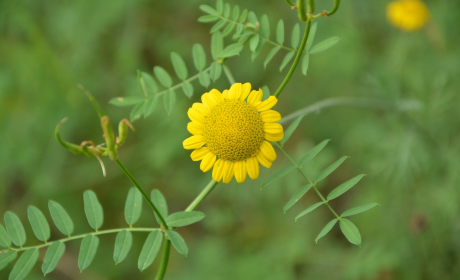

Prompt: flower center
[{"left": 203, "top": 100, "right": 264, "bottom": 161}]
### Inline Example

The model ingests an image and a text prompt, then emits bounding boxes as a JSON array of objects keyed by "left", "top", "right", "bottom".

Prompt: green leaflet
[
  {"left": 279, "top": 51, "right": 295, "bottom": 72},
  {"left": 280, "top": 115, "right": 304, "bottom": 146},
  {"left": 306, "top": 22, "right": 317, "bottom": 50},
  {"left": 124, "top": 187, "right": 143, "bottom": 227},
  {"left": 210, "top": 20, "right": 227, "bottom": 33},
  {"left": 78, "top": 234, "right": 100, "bottom": 272},
  {"left": 138, "top": 230, "right": 163, "bottom": 271},
  {"left": 341, "top": 203, "right": 380, "bottom": 218},
  {"left": 151, "top": 189, "right": 168, "bottom": 226},
  {"left": 232, "top": 5, "right": 240, "bottom": 21},
  {"left": 9, "top": 248, "right": 38, "bottom": 280},
  {"left": 199, "top": 5, "right": 218, "bottom": 15},
  {"left": 210, "top": 61, "right": 222, "bottom": 81},
  {"left": 130, "top": 101, "right": 145, "bottom": 122},
  {"left": 27, "top": 206, "right": 51, "bottom": 242},
  {"left": 301, "top": 54, "right": 310, "bottom": 75},
  {"left": 315, "top": 219, "right": 338, "bottom": 244},
  {"left": 211, "top": 31, "right": 224, "bottom": 60},
  {"left": 109, "top": 96, "right": 144, "bottom": 107},
  {"left": 220, "top": 43, "right": 243, "bottom": 58},
  {"left": 315, "top": 156, "right": 349, "bottom": 183},
  {"left": 83, "top": 190, "right": 104, "bottom": 230},
  {"left": 299, "top": 139, "right": 331, "bottom": 166},
  {"left": 163, "top": 89, "right": 176, "bottom": 115},
  {"left": 170, "top": 52, "right": 188, "bottom": 80},
  {"left": 0, "top": 251, "right": 16, "bottom": 270},
  {"left": 309, "top": 36, "right": 340, "bottom": 54},
  {"left": 295, "top": 202, "right": 324, "bottom": 221},
  {"left": 276, "top": 19, "right": 284, "bottom": 45},
  {"left": 264, "top": 46, "right": 281, "bottom": 68},
  {"left": 260, "top": 14, "right": 270, "bottom": 38},
  {"left": 144, "top": 96, "right": 159, "bottom": 117},
  {"left": 48, "top": 200, "right": 74, "bottom": 237},
  {"left": 249, "top": 34, "right": 260, "bottom": 52},
  {"left": 261, "top": 166, "right": 297, "bottom": 189},
  {"left": 199, "top": 72, "right": 211, "bottom": 88},
  {"left": 113, "top": 230, "right": 133, "bottom": 265},
  {"left": 42, "top": 242, "right": 66, "bottom": 275},
  {"left": 165, "top": 230, "right": 188, "bottom": 256},
  {"left": 291, "top": 23, "right": 300, "bottom": 48},
  {"left": 166, "top": 211, "right": 205, "bottom": 227},
  {"left": 0, "top": 224, "right": 12, "bottom": 248},
  {"left": 283, "top": 184, "right": 312, "bottom": 213},
  {"left": 327, "top": 174, "right": 366, "bottom": 201},
  {"left": 339, "top": 218, "right": 361, "bottom": 246},
  {"left": 153, "top": 66, "right": 173, "bottom": 88},
  {"left": 182, "top": 82, "right": 194, "bottom": 98},
  {"left": 192, "top": 44, "right": 206, "bottom": 71},
  {"left": 4, "top": 211, "right": 26, "bottom": 247}
]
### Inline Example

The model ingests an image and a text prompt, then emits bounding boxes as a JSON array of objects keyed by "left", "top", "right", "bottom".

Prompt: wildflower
[
  {"left": 183, "top": 83, "right": 284, "bottom": 183},
  {"left": 386, "top": 0, "right": 430, "bottom": 31}
]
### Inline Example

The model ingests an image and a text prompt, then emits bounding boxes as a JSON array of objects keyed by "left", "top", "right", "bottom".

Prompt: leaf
[
  {"left": 283, "top": 184, "right": 312, "bottom": 213},
  {"left": 130, "top": 101, "right": 145, "bottom": 122},
  {"left": 151, "top": 189, "right": 168, "bottom": 226},
  {"left": 299, "top": 139, "right": 331, "bottom": 166},
  {"left": 215, "top": 0, "right": 223, "bottom": 14},
  {"left": 260, "top": 14, "right": 270, "bottom": 38},
  {"left": 83, "top": 190, "right": 104, "bottom": 231},
  {"left": 248, "top": 11, "right": 258, "bottom": 24},
  {"left": 0, "top": 224, "right": 11, "bottom": 248},
  {"left": 4, "top": 212, "right": 26, "bottom": 247},
  {"left": 165, "top": 230, "right": 188, "bottom": 256},
  {"left": 261, "top": 85, "right": 270, "bottom": 100},
  {"left": 113, "top": 230, "right": 133, "bottom": 265},
  {"left": 309, "top": 36, "right": 340, "bottom": 54},
  {"left": 27, "top": 206, "right": 50, "bottom": 242},
  {"left": 48, "top": 201, "right": 74, "bottom": 237},
  {"left": 182, "top": 82, "right": 194, "bottom": 98},
  {"left": 138, "top": 230, "right": 163, "bottom": 271},
  {"left": 124, "top": 187, "right": 143, "bottom": 226},
  {"left": 279, "top": 51, "right": 295, "bottom": 72},
  {"left": 327, "top": 174, "right": 366, "bottom": 201},
  {"left": 170, "top": 52, "right": 188, "bottom": 80},
  {"left": 232, "top": 5, "right": 240, "bottom": 21},
  {"left": 306, "top": 22, "right": 317, "bottom": 50},
  {"left": 291, "top": 23, "right": 300, "bottom": 48},
  {"left": 210, "top": 19, "right": 227, "bottom": 33},
  {"left": 199, "top": 5, "right": 218, "bottom": 15},
  {"left": 42, "top": 242, "right": 65, "bottom": 275},
  {"left": 341, "top": 203, "right": 380, "bottom": 218},
  {"left": 199, "top": 72, "right": 211, "bottom": 88},
  {"left": 295, "top": 202, "right": 324, "bottom": 221},
  {"left": 280, "top": 115, "right": 304, "bottom": 146},
  {"left": 78, "top": 234, "right": 99, "bottom": 272},
  {"left": 301, "top": 54, "right": 310, "bottom": 75},
  {"left": 198, "top": 15, "right": 219, "bottom": 23},
  {"left": 261, "top": 166, "right": 297, "bottom": 189},
  {"left": 251, "top": 39, "right": 265, "bottom": 61},
  {"left": 144, "top": 96, "right": 159, "bottom": 117},
  {"left": 210, "top": 61, "right": 222, "bottom": 81},
  {"left": 211, "top": 31, "right": 224, "bottom": 60},
  {"left": 164, "top": 89, "right": 176, "bottom": 115},
  {"left": 166, "top": 211, "right": 205, "bottom": 227},
  {"left": 239, "top": 9, "right": 248, "bottom": 23},
  {"left": 109, "top": 96, "right": 144, "bottom": 107},
  {"left": 315, "top": 219, "right": 338, "bottom": 243},
  {"left": 9, "top": 248, "right": 38, "bottom": 280},
  {"left": 233, "top": 24, "right": 244, "bottom": 39},
  {"left": 315, "top": 156, "right": 349, "bottom": 183},
  {"left": 339, "top": 218, "right": 361, "bottom": 245},
  {"left": 222, "top": 22, "right": 235, "bottom": 37},
  {"left": 223, "top": 3, "right": 231, "bottom": 17},
  {"left": 0, "top": 251, "right": 16, "bottom": 270},
  {"left": 141, "top": 72, "right": 158, "bottom": 95},
  {"left": 249, "top": 34, "right": 259, "bottom": 52},
  {"left": 192, "top": 44, "right": 206, "bottom": 71},
  {"left": 276, "top": 19, "right": 284, "bottom": 45},
  {"left": 264, "top": 46, "right": 281, "bottom": 68},
  {"left": 153, "top": 66, "right": 173, "bottom": 88},
  {"left": 220, "top": 43, "right": 243, "bottom": 58}
]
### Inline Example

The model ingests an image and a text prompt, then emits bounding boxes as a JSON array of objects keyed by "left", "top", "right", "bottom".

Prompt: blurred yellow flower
[
  {"left": 183, "top": 83, "right": 283, "bottom": 184},
  {"left": 386, "top": 0, "right": 430, "bottom": 31}
]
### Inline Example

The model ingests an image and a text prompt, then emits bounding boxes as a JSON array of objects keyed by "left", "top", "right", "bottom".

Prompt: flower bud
[
  {"left": 101, "top": 116, "right": 117, "bottom": 160},
  {"left": 117, "top": 119, "right": 135, "bottom": 146}
]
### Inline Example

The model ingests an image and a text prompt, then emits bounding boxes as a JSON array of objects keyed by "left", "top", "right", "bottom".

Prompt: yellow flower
[
  {"left": 386, "top": 0, "right": 430, "bottom": 32},
  {"left": 183, "top": 83, "right": 284, "bottom": 184}
]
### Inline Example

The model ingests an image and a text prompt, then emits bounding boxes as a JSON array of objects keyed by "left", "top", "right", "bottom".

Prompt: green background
[{"left": 1, "top": 0, "right": 459, "bottom": 279}]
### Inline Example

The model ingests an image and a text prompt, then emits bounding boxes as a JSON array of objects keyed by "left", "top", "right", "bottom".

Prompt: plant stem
[
  {"left": 115, "top": 159, "right": 167, "bottom": 227},
  {"left": 326, "top": 0, "right": 341, "bottom": 16},
  {"left": 222, "top": 62, "right": 236, "bottom": 84},
  {"left": 154, "top": 239, "right": 171, "bottom": 280},
  {"left": 185, "top": 179, "right": 219, "bottom": 212},
  {"left": 273, "top": 143, "right": 340, "bottom": 219},
  {"left": 274, "top": 18, "right": 312, "bottom": 98},
  {"left": 3, "top": 227, "right": 159, "bottom": 253}
]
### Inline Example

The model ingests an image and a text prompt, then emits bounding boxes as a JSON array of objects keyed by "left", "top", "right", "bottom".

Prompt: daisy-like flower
[
  {"left": 183, "top": 83, "right": 284, "bottom": 184},
  {"left": 386, "top": 0, "right": 430, "bottom": 32}
]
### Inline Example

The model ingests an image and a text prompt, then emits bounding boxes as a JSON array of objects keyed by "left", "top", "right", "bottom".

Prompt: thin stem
[
  {"left": 222, "top": 62, "right": 236, "bottom": 85},
  {"left": 274, "top": 18, "right": 311, "bottom": 98},
  {"left": 273, "top": 143, "right": 340, "bottom": 219},
  {"left": 3, "top": 227, "right": 159, "bottom": 253},
  {"left": 185, "top": 179, "right": 219, "bottom": 212},
  {"left": 154, "top": 239, "right": 171, "bottom": 280},
  {"left": 326, "top": 0, "right": 341, "bottom": 16},
  {"left": 115, "top": 159, "right": 167, "bottom": 227}
]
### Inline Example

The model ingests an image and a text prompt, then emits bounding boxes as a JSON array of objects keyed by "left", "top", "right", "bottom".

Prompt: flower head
[
  {"left": 386, "top": 0, "right": 430, "bottom": 32},
  {"left": 183, "top": 83, "right": 284, "bottom": 184}
]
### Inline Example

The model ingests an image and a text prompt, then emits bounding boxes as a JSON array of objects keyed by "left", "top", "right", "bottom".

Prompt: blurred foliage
[{"left": 1, "top": 0, "right": 460, "bottom": 279}]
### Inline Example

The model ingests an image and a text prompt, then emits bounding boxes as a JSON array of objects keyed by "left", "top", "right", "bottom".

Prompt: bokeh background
[{"left": 1, "top": 0, "right": 459, "bottom": 279}]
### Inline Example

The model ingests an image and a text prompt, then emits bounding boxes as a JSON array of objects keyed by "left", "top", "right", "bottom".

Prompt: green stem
[
  {"left": 222, "top": 62, "right": 236, "bottom": 85},
  {"left": 154, "top": 239, "right": 171, "bottom": 280},
  {"left": 326, "top": 0, "right": 341, "bottom": 16},
  {"left": 115, "top": 159, "right": 167, "bottom": 227},
  {"left": 185, "top": 179, "right": 219, "bottom": 212},
  {"left": 274, "top": 18, "right": 311, "bottom": 98},
  {"left": 273, "top": 143, "right": 340, "bottom": 219},
  {"left": 3, "top": 227, "right": 159, "bottom": 253}
]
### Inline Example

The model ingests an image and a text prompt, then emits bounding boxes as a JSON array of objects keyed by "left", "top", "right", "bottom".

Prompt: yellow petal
[
  {"left": 264, "top": 132, "right": 284, "bottom": 142},
  {"left": 260, "top": 141, "right": 277, "bottom": 161},
  {"left": 263, "top": 123, "right": 283, "bottom": 135},
  {"left": 246, "top": 157, "right": 259, "bottom": 180},
  {"left": 192, "top": 102, "right": 210, "bottom": 116},
  {"left": 256, "top": 96, "right": 278, "bottom": 112},
  {"left": 247, "top": 89, "right": 263, "bottom": 105},
  {"left": 223, "top": 161, "right": 235, "bottom": 183},
  {"left": 209, "top": 89, "right": 224, "bottom": 104},
  {"left": 187, "top": 108, "right": 205, "bottom": 124},
  {"left": 183, "top": 135, "right": 206, "bottom": 150},
  {"left": 228, "top": 83, "right": 242, "bottom": 100},
  {"left": 200, "top": 152, "right": 216, "bottom": 172},
  {"left": 240, "top": 83, "right": 251, "bottom": 101},
  {"left": 201, "top": 93, "right": 212, "bottom": 108},
  {"left": 212, "top": 159, "right": 225, "bottom": 182},
  {"left": 222, "top": 90, "right": 229, "bottom": 99},
  {"left": 234, "top": 160, "right": 247, "bottom": 183},
  {"left": 191, "top": 147, "right": 210, "bottom": 161},
  {"left": 187, "top": 122, "right": 203, "bottom": 135},
  {"left": 260, "top": 110, "right": 281, "bottom": 123},
  {"left": 256, "top": 152, "right": 272, "bottom": 168}
]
